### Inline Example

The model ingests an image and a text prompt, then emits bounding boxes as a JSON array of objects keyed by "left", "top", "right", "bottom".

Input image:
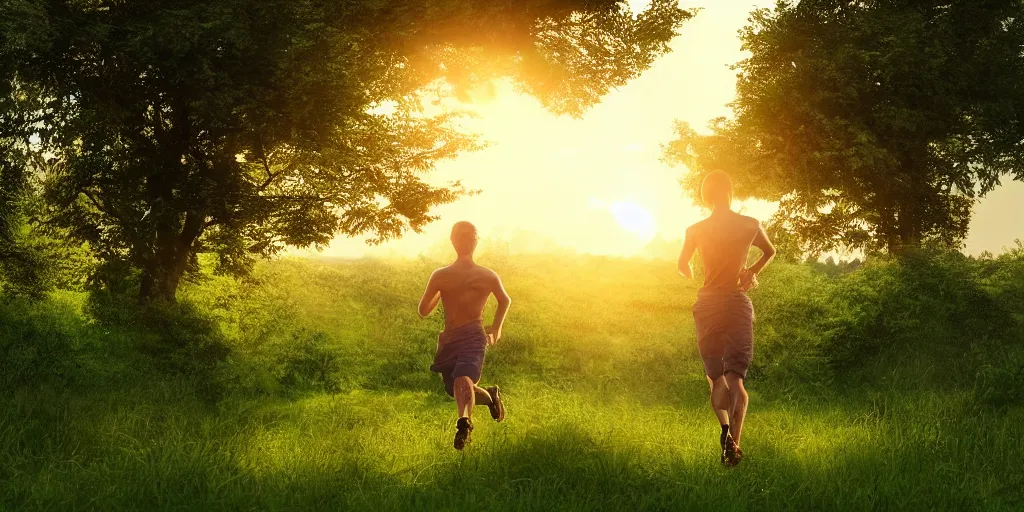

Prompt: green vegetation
[
  {"left": 2, "top": 247, "right": 1022, "bottom": 510},
  {"left": 664, "top": 1, "right": 1024, "bottom": 254},
  {"left": 1, "top": 0, "right": 691, "bottom": 302}
]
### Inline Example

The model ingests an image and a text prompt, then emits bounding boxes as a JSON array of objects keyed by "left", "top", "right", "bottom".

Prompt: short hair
[
  {"left": 450, "top": 221, "right": 478, "bottom": 255},
  {"left": 700, "top": 170, "right": 733, "bottom": 208}
]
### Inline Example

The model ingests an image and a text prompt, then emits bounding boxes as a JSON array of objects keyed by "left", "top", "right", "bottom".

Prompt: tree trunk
[
  {"left": 890, "top": 158, "right": 928, "bottom": 255},
  {"left": 884, "top": 204, "right": 922, "bottom": 256},
  {"left": 138, "top": 211, "right": 205, "bottom": 303},
  {"left": 139, "top": 254, "right": 187, "bottom": 303}
]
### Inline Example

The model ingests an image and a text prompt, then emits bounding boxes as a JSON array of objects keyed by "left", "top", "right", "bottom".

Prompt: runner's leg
[
  {"left": 454, "top": 376, "right": 475, "bottom": 418},
  {"left": 725, "top": 372, "right": 748, "bottom": 445},
  {"left": 473, "top": 383, "right": 493, "bottom": 405},
  {"left": 709, "top": 375, "right": 731, "bottom": 426}
]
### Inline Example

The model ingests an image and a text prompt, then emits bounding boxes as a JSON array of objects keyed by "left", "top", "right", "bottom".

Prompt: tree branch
[
  {"left": 80, "top": 189, "right": 112, "bottom": 216},
  {"left": 256, "top": 165, "right": 281, "bottom": 192},
  {"left": 257, "top": 194, "right": 328, "bottom": 202}
]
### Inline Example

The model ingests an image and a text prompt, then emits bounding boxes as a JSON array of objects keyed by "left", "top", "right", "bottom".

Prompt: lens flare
[{"left": 608, "top": 202, "right": 657, "bottom": 241}]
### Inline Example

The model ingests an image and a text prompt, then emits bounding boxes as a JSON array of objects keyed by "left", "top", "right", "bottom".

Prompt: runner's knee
[
  {"left": 725, "top": 372, "right": 747, "bottom": 392},
  {"left": 454, "top": 376, "right": 473, "bottom": 393}
]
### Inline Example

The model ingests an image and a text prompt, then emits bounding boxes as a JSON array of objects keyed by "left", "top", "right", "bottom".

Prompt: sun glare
[
  {"left": 608, "top": 202, "right": 657, "bottom": 241},
  {"left": 307, "top": 1, "right": 809, "bottom": 259}
]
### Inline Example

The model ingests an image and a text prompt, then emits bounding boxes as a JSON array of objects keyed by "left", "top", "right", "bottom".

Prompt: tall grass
[{"left": 1, "top": 248, "right": 1022, "bottom": 510}]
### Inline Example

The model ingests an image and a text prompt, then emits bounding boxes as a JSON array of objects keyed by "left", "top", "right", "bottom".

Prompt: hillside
[{"left": 1, "top": 250, "right": 1022, "bottom": 510}]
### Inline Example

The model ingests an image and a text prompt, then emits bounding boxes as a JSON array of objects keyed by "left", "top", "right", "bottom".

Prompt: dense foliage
[
  {"left": 751, "top": 244, "right": 1024, "bottom": 405},
  {"left": 1, "top": 0, "right": 692, "bottom": 301},
  {"left": 664, "top": 0, "right": 1024, "bottom": 254}
]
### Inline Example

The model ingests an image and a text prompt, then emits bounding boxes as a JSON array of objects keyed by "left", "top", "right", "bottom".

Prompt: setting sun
[
  {"left": 8, "top": 0, "right": 1024, "bottom": 508},
  {"left": 302, "top": 2, "right": 779, "bottom": 260},
  {"left": 609, "top": 201, "right": 657, "bottom": 241},
  {"left": 302, "top": 0, "right": 1021, "bottom": 261}
]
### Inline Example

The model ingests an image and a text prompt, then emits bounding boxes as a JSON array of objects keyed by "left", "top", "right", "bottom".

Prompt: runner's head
[
  {"left": 701, "top": 170, "right": 733, "bottom": 210},
  {"left": 450, "top": 221, "right": 479, "bottom": 257}
]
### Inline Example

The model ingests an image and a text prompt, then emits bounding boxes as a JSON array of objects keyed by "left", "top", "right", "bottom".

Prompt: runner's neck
[{"left": 709, "top": 203, "right": 734, "bottom": 217}]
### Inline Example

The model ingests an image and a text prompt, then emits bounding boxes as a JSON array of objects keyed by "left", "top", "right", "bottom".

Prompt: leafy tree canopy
[
  {"left": 2, "top": 0, "right": 693, "bottom": 300},
  {"left": 664, "top": 0, "right": 1024, "bottom": 255},
  {"left": 1, "top": 0, "right": 52, "bottom": 295}
]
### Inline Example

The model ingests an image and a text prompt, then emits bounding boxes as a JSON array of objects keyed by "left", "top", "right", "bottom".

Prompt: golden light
[
  {"left": 608, "top": 201, "right": 657, "bottom": 241},
  {"left": 304, "top": 1, "right": 815, "bottom": 259},
  {"left": 293, "top": 0, "right": 1019, "bottom": 261}
]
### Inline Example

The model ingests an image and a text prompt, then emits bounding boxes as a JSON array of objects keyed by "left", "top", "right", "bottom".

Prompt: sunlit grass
[
  {"left": 1, "top": 253, "right": 1022, "bottom": 510},
  {"left": 4, "top": 383, "right": 1020, "bottom": 510}
]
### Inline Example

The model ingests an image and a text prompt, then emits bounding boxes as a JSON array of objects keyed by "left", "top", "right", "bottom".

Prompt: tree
[
  {"left": 663, "top": 0, "right": 1024, "bottom": 255},
  {"left": 0, "top": 140, "right": 31, "bottom": 290},
  {"left": 0, "top": 0, "right": 52, "bottom": 296},
  {"left": 6, "top": 0, "right": 693, "bottom": 301}
]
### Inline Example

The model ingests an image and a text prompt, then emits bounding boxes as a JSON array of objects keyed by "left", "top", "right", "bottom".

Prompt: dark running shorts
[
  {"left": 429, "top": 322, "right": 487, "bottom": 396},
  {"left": 693, "top": 289, "right": 754, "bottom": 380}
]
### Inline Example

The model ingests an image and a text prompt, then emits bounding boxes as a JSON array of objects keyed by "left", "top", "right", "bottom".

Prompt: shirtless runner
[
  {"left": 418, "top": 221, "right": 511, "bottom": 450},
  {"left": 678, "top": 171, "right": 776, "bottom": 466}
]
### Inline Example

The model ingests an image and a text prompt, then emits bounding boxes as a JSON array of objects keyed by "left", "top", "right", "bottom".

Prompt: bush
[
  {"left": 84, "top": 290, "right": 232, "bottom": 401},
  {"left": 751, "top": 247, "right": 1024, "bottom": 404},
  {"left": 747, "top": 263, "right": 836, "bottom": 391},
  {"left": 181, "top": 266, "right": 343, "bottom": 396},
  {"left": 824, "top": 250, "right": 1019, "bottom": 377},
  {"left": 135, "top": 302, "right": 231, "bottom": 377},
  {"left": 0, "top": 223, "right": 95, "bottom": 299},
  {"left": 0, "top": 298, "right": 79, "bottom": 391},
  {"left": 278, "top": 329, "right": 342, "bottom": 391}
]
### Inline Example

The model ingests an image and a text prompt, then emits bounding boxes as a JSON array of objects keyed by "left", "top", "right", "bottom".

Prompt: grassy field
[{"left": 1, "top": 251, "right": 1023, "bottom": 510}]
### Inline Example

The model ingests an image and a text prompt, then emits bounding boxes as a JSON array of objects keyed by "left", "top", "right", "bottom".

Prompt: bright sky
[{"left": 310, "top": 0, "right": 1023, "bottom": 260}]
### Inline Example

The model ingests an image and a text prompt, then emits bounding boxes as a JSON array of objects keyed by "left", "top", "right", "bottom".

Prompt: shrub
[
  {"left": 0, "top": 298, "right": 79, "bottom": 391},
  {"left": 181, "top": 265, "right": 343, "bottom": 396},
  {"left": 751, "top": 247, "right": 1024, "bottom": 403},
  {"left": 747, "top": 263, "right": 836, "bottom": 392},
  {"left": 824, "top": 250, "right": 1019, "bottom": 378},
  {"left": 84, "top": 289, "right": 232, "bottom": 401},
  {"left": 278, "top": 330, "right": 342, "bottom": 392}
]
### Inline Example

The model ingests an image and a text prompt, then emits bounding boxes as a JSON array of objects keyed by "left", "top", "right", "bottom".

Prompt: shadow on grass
[
  {"left": 231, "top": 406, "right": 1023, "bottom": 511},
  {"left": 85, "top": 290, "right": 231, "bottom": 403},
  {"left": 3, "top": 382, "right": 1022, "bottom": 511}
]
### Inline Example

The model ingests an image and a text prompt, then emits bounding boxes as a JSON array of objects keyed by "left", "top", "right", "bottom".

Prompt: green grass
[{"left": 1, "top": 253, "right": 1023, "bottom": 510}]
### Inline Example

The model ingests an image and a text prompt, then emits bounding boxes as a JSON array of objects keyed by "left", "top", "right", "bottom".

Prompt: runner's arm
[
  {"left": 746, "top": 223, "right": 776, "bottom": 276},
  {"left": 678, "top": 226, "right": 697, "bottom": 278},
  {"left": 417, "top": 271, "right": 441, "bottom": 318},
  {"left": 486, "top": 273, "right": 511, "bottom": 343}
]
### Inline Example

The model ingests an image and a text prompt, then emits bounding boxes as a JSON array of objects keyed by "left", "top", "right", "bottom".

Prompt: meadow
[{"left": 2, "top": 247, "right": 1023, "bottom": 510}]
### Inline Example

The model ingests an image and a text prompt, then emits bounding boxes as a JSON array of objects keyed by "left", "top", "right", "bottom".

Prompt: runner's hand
[
  {"left": 485, "top": 325, "right": 501, "bottom": 345},
  {"left": 741, "top": 268, "right": 757, "bottom": 292}
]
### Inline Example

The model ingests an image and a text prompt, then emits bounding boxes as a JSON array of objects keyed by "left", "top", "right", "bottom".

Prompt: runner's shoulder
[
  {"left": 431, "top": 265, "right": 460, "bottom": 281},
  {"left": 474, "top": 265, "right": 501, "bottom": 281},
  {"left": 686, "top": 219, "right": 710, "bottom": 237},
  {"left": 737, "top": 214, "right": 762, "bottom": 229}
]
